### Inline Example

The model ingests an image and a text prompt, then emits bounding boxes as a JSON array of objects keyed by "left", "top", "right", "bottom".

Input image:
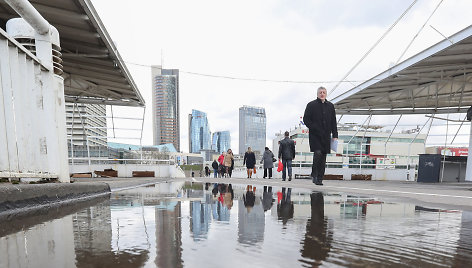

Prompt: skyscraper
[
  {"left": 65, "top": 103, "right": 107, "bottom": 146},
  {"left": 212, "top": 131, "right": 231, "bottom": 153},
  {"left": 239, "top": 105, "right": 266, "bottom": 154},
  {"left": 188, "top": 109, "right": 211, "bottom": 153},
  {"left": 151, "top": 65, "right": 180, "bottom": 151}
]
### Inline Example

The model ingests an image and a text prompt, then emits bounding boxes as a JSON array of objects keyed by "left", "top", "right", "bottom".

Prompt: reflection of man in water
[
  {"left": 277, "top": 187, "right": 294, "bottom": 225},
  {"left": 300, "top": 192, "right": 332, "bottom": 266}
]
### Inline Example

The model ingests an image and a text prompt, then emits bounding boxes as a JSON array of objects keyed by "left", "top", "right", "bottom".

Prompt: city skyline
[{"left": 92, "top": 0, "right": 472, "bottom": 153}]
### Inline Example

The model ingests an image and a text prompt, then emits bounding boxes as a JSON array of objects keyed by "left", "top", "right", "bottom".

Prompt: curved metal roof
[
  {"left": 332, "top": 24, "right": 472, "bottom": 115},
  {"left": 0, "top": 0, "right": 145, "bottom": 107}
]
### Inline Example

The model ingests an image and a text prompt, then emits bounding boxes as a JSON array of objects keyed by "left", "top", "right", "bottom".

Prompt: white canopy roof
[
  {"left": 331, "top": 25, "right": 472, "bottom": 115},
  {"left": 0, "top": 0, "right": 144, "bottom": 107}
]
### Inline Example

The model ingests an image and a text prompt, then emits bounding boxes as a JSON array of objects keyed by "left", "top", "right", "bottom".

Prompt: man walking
[
  {"left": 303, "top": 86, "right": 338, "bottom": 185},
  {"left": 211, "top": 160, "right": 219, "bottom": 178},
  {"left": 278, "top": 131, "right": 295, "bottom": 181}
]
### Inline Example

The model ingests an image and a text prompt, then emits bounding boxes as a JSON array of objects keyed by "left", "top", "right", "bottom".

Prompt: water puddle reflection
[{"left": 1, "top": 181, "right": 472, "bottom": 267}]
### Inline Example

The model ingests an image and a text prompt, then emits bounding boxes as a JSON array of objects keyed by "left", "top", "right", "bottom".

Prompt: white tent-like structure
[
  {"left": 332, "top": 24, "right": 472, "bottom": 181},
  {"left": 0, "top": 0, "right": 145, "bottom": 107}
]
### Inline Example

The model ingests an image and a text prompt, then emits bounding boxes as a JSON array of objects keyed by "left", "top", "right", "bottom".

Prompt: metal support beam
[
  {"left": 4, "top": 0, "right": 49, "bottom": 34},
  {"left": 465, "top": 123, "right": 472, "bottom": 181}
]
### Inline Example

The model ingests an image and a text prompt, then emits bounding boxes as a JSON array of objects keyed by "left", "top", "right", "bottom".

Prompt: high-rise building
[
  {"left": 239, "top": 105, "right": 266, "bottom": 154},
  {"left": 65, "top": 103, "right": 107, "bottom": 146},
  {"left": 188, "top": 109, "right": 211, "bottom": 153},
  {"left": 212, "top": 131, "right": 231, "bottom": 154},
  {"left": 151, "top": 65, "right": 180, "bottom": 151}
]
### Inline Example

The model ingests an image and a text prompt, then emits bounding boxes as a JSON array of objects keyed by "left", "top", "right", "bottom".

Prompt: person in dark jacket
[
  {"left": 243, "top": 147, "right": 256, "bottom": 178},
  {"left": 211, "top": 160, "right": 219, "bottom": 178},
  {"left": 261, "top": 147, "right": 275, "bottom": 179},
  {"left": 229, "top": 158, "right": 234, "bottom": 178},
  {"left": 278, "top": 131, "right": 296, "bottom": 181},
  {"left": 303, "top": 86, "right": 338, "bottom": 186}
]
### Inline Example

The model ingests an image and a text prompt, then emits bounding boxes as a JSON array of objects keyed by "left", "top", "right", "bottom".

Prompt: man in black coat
[
  {"left": 303, "top": 86, "right": 338, "bottom": 185},
  {"left": 211, "top": 160, "right": 219, "bottom": 178},
  {"left": 278, "top": 131, "right": 296, "bottom": 181}
]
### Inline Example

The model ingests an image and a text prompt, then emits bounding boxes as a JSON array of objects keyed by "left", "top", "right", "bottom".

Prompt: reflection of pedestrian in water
[
  {"left": 243, "top": 185, "right": 256, "bottom": 212},
  {"left": 300, "top": 192, "right": 332, "bottom": 266},
  {"left": 277, "top": 187, "right": 294, "bottom": 225},
  {"left": 224, "top": 185, "right": 234, "bottom": 210},
  {"left": 262, "top": 186, "right": 274, "bottom": 212},
  {"left": 212, "top": 183, "right": 219, "bottom": 197}
]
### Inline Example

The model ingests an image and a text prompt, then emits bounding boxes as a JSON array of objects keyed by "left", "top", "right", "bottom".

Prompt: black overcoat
[{"left": 303, "top": 98, "right": 338, "bottom": 154}]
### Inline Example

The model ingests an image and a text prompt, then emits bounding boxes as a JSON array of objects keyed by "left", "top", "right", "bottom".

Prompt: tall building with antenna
[{"left": 151, "top": 65, "right": 180, "bottom": 151}]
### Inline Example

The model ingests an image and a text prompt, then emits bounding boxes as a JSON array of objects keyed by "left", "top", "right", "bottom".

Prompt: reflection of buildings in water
[
  {"left": 238, "top": 194, "right": 265, "bottom": 245},
  {"left": 300, "top": 192, "right": 333, "bottom": 266},
  {"left": 284, "top": 192, "right": 417, "bottom": 219},
  {"left": 74, "top": 200, "right": 112, "bottom": 265},
  {"left": 190, "top": 201, "right": 212, "bottom": 240},
  {"left": 155, "top": 201, "right": 183, "bottom": 268},
  {"left": 0, "top": 215, "right": 76, "bottom": 268},
  {"left": 453, "top": 211, "right": 472, "bottom": 266},
  {"left": 74, "top": 200, "right": 150, "bottom": 267}
]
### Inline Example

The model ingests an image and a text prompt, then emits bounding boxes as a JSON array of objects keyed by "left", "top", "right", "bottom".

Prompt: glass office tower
[
  {"left": 239, "top": 105, "right": 266, "bottom": 154},
  {"left": 151, "top": 65, "right": 180, "bottom": 151},
  {"left": 212, "top": 131, "right": 231, "bottom": 154},
  {"left": 188, "top": 109, "right": 211, "bottom": 153}
]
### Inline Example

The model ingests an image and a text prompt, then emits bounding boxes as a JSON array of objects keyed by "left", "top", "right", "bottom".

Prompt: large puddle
[{"left": 1, "top": 181, "right": 472, "bottom": 267}]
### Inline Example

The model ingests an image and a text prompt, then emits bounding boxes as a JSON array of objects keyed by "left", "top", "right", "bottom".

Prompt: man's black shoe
[
  {"left": 288, "top": 176, "right": 292, "bottom": 181},
  {"left": 312, "top": 176, "right": 317, "bottom": 184},
  {"left": 282, "top": 178, "right": 286, "bottom": 181}
]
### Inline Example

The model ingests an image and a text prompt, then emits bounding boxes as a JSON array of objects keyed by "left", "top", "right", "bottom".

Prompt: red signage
[{"left": 437, "top": 147, "right": 468, "bottom": 156}]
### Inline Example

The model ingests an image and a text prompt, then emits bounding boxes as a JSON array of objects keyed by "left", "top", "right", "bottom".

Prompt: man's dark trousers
[
  {"left": 282, "top": 158, "right": 292, "bottom": 180},
  {"left": 311, "top": 150, "right": 326, "bottom": 182}
]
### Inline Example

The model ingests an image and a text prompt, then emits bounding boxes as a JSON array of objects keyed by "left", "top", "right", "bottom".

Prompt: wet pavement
[{"left": 1, "top": 180, "right": 472, "bottom": 267}]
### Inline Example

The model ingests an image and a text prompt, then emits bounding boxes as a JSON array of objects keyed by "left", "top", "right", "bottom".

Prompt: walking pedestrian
[
  {"left": 243, "top": 147, "right": 256, "bottom": 178},
  {"left": 218, "top": 152, "right": 226, "bottom": 178},
  {"left": 303, "top": 86, "right": 338, "bottom": 186},
  {"left": 224, "top": 149, "right": 234, "bottom": 177},
  {"left": 212, "top": 159, "right": 219, "bottom": 178},
  {"left": 278, "top": 131, "right": 295, "bottom": 181},
  {"left": 261, "top": 147, "right": 275, "bottom": 179}
]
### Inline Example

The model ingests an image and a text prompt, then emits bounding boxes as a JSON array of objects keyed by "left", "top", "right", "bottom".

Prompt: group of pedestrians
[
  {"left": 206, "top": 86, "right": 337, "bottom": 185},
  {"left": 210, "top": 149, "right": 234, "bottom": 178}
]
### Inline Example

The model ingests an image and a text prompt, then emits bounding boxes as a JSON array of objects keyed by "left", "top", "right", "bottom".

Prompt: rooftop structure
[
  {"left": 331, "top": 24, "right": 472, "bottom": 181},
  {"left": 0, "top": 0, "right": 145, "bottom": 107}
]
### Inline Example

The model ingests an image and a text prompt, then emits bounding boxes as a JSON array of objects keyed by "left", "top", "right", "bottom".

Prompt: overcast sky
[{"left": 90, "top": 0, "right": 472, "bottom": 154}]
